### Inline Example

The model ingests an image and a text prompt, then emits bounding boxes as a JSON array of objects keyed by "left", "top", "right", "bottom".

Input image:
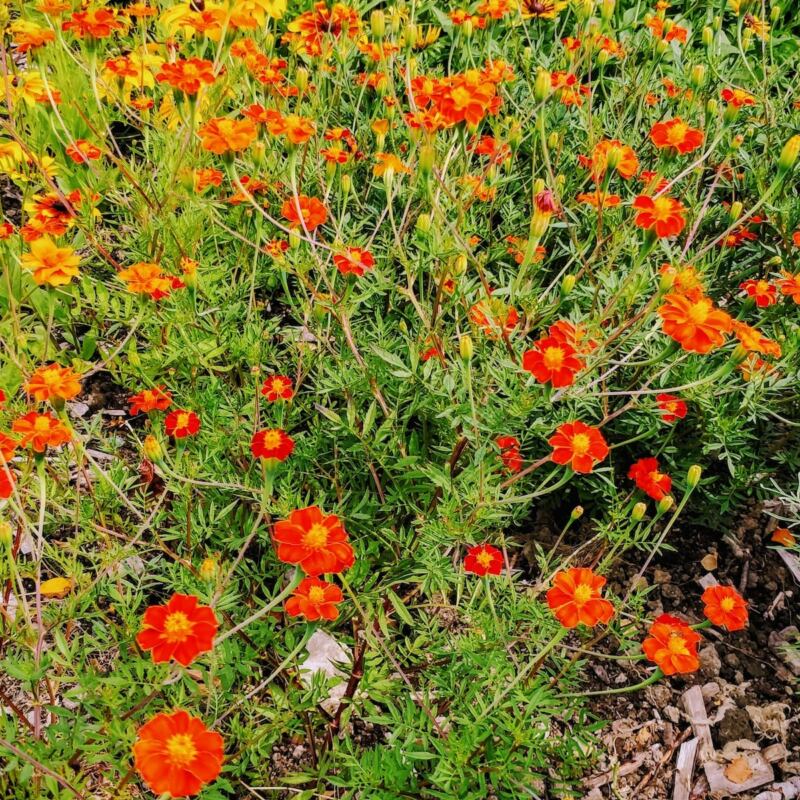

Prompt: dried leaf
[
  {"left": 724, "top": 755, "right": 754, "bottom": 784},
  {"left": 701, "top": 552, "right": 718, "bottom": 571}
]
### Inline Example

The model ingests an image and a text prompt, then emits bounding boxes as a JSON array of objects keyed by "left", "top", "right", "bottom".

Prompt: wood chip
[
  {"left": 673, "top": 737, "right": 698, "bottom": 800},
  {"left": 704, "top": 751, "right": 774, "bottom": 795},
  {"left": 682, "top": 685, "right": 714, "bottom": 762}
]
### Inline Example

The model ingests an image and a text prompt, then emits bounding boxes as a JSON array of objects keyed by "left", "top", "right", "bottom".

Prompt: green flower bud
[
  {"left": 631, "top": 502, "right": 647, "bottom": 521},
  {"left": 534, "top": 69, "right": 551, "bottom": 103},
  {"left": 370, "top": 9, "right": 385, "bottom": 38},
  {"left": 702, "top": 26, "right": 714, "bottom": 46},
  {"left": 778, "top": 135, "right": 800, "bottom": 174},
  {"left": 571, "top": 505, "right": 584, "bottom": 520},
  {"left": 657, "top": 496, "right": 674, "bottom": 514},
  {"left": 687, "top": 464, "right": 702, "bottom": 488},
  {"left": 459, "top": 334, "right": 474, "bottom": 362}
]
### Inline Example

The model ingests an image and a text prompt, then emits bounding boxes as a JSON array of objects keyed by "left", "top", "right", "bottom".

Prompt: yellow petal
[{"left": 40, "top": 577, "right": 73, "bottom": 598}]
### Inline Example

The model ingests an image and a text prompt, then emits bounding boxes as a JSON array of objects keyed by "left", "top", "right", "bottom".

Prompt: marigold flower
[
  {"left": 771, "top": 528, "right": 796, "bottom": 547},
  {"left": 333, "top": 247, "right": 374, "bottom": 277},
  {"left": 731, "top": 321, "right": 781, "bottom": 358},
  {"left": 65, "top": 140, "right": 102, "bottom": 164},
  {"left": 165, "top": 410, "right": 201, "bottom": 439},
  {"left": 136, "top": 593, "right": 218, "bottom": 666},
  {"left": 273, "top": 506, "right": 354, "bottom": 576},
  {"left": 285, "top": 577, "right": 343, "bottom": 620},
  {"left": 24, "top": 364, "right": 82, "bottom": 404},
  {"left": 0, "top": 467, "right": 14, "bottom": 500},
  {"left": 658, "top": 293, "right": 732, "bottom": 354},
  {"left": 280, "top": 195, "right": 327, "bottom": 231},
  {"left": 577, "top": 191, "right": 621, "bottom": 208},
  {"left": 587, "top": 139, "right": 639, "bottom": 180},
  {"left": 496, "top": 436, "right": 522, "bottom": 473},
  {"left": 199, "top": 117, "right": 258, "bottom": 155},
  {"left": 373, "top": 152, "right": 411, "bottom": 178},
  {"left": 11, "top": 21, "right": 56, "bottom": 52},
  {"left": 157, "top": 58, "right": 217, "bottom": 94},
  {"left": 632, "top": 194, "right": 687, "bottom": 238},
  {"left": 778, "top": 271, "right": 800, "bottom": 304},
  {"left": 549, "top": 320, "right": 597, "bottom": 354},
  {"left": 283, "top": 2, "right": 361, "bottom": 57},
  {"left": 656, "top": 393, "right": 687, "bottom": 423},
  {"left": 642, "top": 613, "right": 701, "bottom": 675},
  {"left": 0, "top": 432, "right": 17, "bottom": 462},
  {"left": 129, "top": 386, "right": 172, "bottom": 415},
  {"left": 548, "top": 421, "right": 609, "bottom": 474},
  {"left": 740, "top": 278, "right": 776, "bottom": 307},
  {"left": 251, "top": 428, "right": 294, "bottom": 461},
  {"left": 119, "top": 262, "right": 172, "bottom": 300},
  {"left": 628, "top": 457, "right": 672, "bottom": 501},
  {"left": 464, "top": 543, "right": 503, "bottom": 576},
  {"left": 20, "top": 237, "right": 80, "bottom": 287},
  {"left": 721, "top": 88, "right": 755, "bottom": 108},
  {"left": 62, "top": 8, "right": 125, "bottom": 38},
  {"left": 522, "top": 336, "right": 584, "bottom": 388},
  {"left": 701, "top": 585, "right": 748, "bottom": 631},
  {"left": 650, "top": 118, "right": 704, "bottom": 154},
  {"left": 546, "top": 567, "right": 614, "bottom": 628},
  {"left": 468, "top": 297, "right": 519, "bottom": 338},
  {"left": 12, "top": 411, "right": 71, "bottom": 452},
  {"left": 261, "top": 375, "right": 293, "bottom": 401},
  {"left": 265, "top": 112, "right": 316, "bottom": 144},
  {"left": 133, "top": 710, "right": 223, "bottom": 798}
]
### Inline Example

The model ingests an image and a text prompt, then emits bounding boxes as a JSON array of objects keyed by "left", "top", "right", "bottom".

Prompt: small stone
[
  {"left": 724, "top": 653, "right": 741, "bottom": 669},
  {"left": 699, "top": 644, "right": 722, "bottom": 677},
  {"left": 662, "top": 583, "right": 684, "bottom": 601},
  {"left": 664, "top": 705, "right": 681, "bottom": 723},
  {"left": 654, "top": 569, "right": 671, "bottom": 584},
  {"left": 645, "top": 684, "right": 671, "bottom": 709},
  {"left": 718, "top": 707, "right": 754, "bottom": 744},
  {"left": 701, "top": 682, "right": 720, "bottom": 702}
]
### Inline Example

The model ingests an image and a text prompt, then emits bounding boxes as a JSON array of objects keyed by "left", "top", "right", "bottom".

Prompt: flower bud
[
  {"left": 288, "top": 229, "right": 301, "bottom": 250},
  {"left": 690, "top": 65, "right": 705, "bottom": 89},
  {"left": 742, "top": 28, "right": 752, "bottom": 49},
  {"left": 767, "top": 255, "right": 783, "bottom": 266},
  {"left": 534, "top": 69, "right": 551, "bottom": 103},
  {"left": 687, "top": 464, "right": 702, "bottom": 488},
  {"left": 416, "top": 212, "right": 432, "bottom": 234},
  {"left": 597, "top": 49, "right": 610, "bottom": 66},
  {"left": 143, "top": 435, "right": 163, "bottom": 463},
  {"left": 656, "top": 38, "right": 669, "bottom": 55},
  {"left": 199, "top": 557, "right": 217, "bottom": 581},
  {"left": 702, "top": 26, "right": 714, "bottom": 46},
  {"left": 404, "top": 23, "right": 417, "bottom": 48},
  {"left": 658, "top": 269, "right": 675, "bottom": 293},
  {"left": 419, "top": 143, "right": 435, "bottom": 177},
  {"left": 0, "top": 521, "right": 12, "bottom": 549},
  {"left": 771, "top": 5, "right": 781, "bottom": 22},
  {"left": 778, "top": 135, "right": 800, "bottom": 174},
  {"left": 561, "top": 273, "right": 577, "bottom": 295},
  {"left": 340, "top": 173, "right": 352, "bottom": 196},
  {"left": 548, "top": 131, "right": 560, "bottom": 149},
  {"left": 657, "top": 496, "right": 674, "bottom": 514},
  {"left": 295, "top": 67, "right": 309, "bottom": 94},
  {"left": 731, "top": 133, "right": 743, "bottom": 150},
  {"left": 728, "top": 200, "right": 743, "bottom": 222},
  {"left": 601, "top": 0, "right": 615, "bottom": 21},
  {"left": 706, "top": 98, "right": 719, "bottom": 117},
  {"left": 370, "top": 9, "right": 385, "bottom": 38},
  {"left": 712, "top": 15, "right": 721, "bottom": 30},
  {"left": 452, "top": 253, "right": 468, "bottom": 275},
  {"left": 631, "top": 502, "right": 647, "bottom": 521},
  {"left": 463, "top": 18, "right": 473, "bottom": 37},
  {"left": 529, "top": 211, "right": 550, "bottom": 240},
  {"left": 459, "top": 334, "right": 474, "bottom": 362},
  {"left": 571, "top": 505, "right": 584, "bottom": 520}
]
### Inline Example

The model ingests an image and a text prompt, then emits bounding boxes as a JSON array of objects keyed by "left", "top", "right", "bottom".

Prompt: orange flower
[
  {"left": 628, "top": 457, "right": 671, "bottom": 501},
  {"left": 165, "top": 410, "right": 201, "bottom": 438},
  {"left": 65, "top": 139, "right": 101, "bottom": 164},
  {"left": 285, "top": 577, "right": 343, "bottom": 621},
  {"left": 650, "top": 118, "right": 704, "bottom": 154},
  {"left": 333, "top": 247, "right": 374, "bottom": 277},
  {"left": 199, "top": 118, "right": 258, "bottom": 155},
  {"left": 587, "top": 139, "right": 639, "bottom": 180},
  {"left": 136, "top": 593, "right": 218, "bottom": 666},
  {"left": 549, "top": 320, "right": 597, "bottom": 354},
  {"left": 464, "top": 544, "right": 503, "bottom": 576},
  {"left": 250, "top": 429, "right": 294, "bottom": 461},
  {"left": 12, "top": 411, "right": 71, "bottom": 452},
  {"left": 522, "top": 336, "right": 584, "bottom": 388},
  {"left": 373, "top": 152, "right": 411, "bottom": 178},
  {"left": 656, "top": 393, "right": 687, "bottom": 423},
  {"left": 266, "top": 112, "right": 316, "bottom": 145},
  {"left": 577, "top": 191, "right": 621, "bottom": 208},
  {"left": 20, "top": 237, "right": 81, "bottom": 287},
  {"left": 659, "top": 263, "right": 704, "bottom": 300},
  {"left": 701, "top": 585, "right": 748, "bottom": 631},
  {"left": 546, "top": 567, "right": 614, "bottom": 628},
  {"left": 732, "top": 321, "right": 781, "bottom": 358},
  {"left": 495, "top": 436, "right": 522, "bottom": 473},
  {"left": 632, "top": 194, "right": 687, "bottom": 238},
  {"left": 261, "top": 375, "right": 293, "bottom": 402},
  {"left": 778, "top": 272, "right": 800, "bottom": 304},
  {"left": 62, "top": 8, "right": 125, "bottom": 38},
  {"left": 721, "top": 88, "right": 755, "bottom": 108},
  {"left": 280, "top": 195, "right": 328, "bottom": 231},
  {"left": 740, "top": 278, "right": 776, "bottom": 307},
  {"left": 272, "top": 506, "right": 355, "bottom": 576},
  {"left": 0, "top": 466, "right": 14, "bottom": 500},
  {"left": 283, "top": 2, "right": 362, "bottom": 58},
  {"left": 771, "top": 528, "right": 796, "bottom": 547},
  {"left": 133, "top": 710, "right": 223, "bottom": 798},
  {"left": 548, "top": 421, "right": 609, "bottom": 473},
  {"left": 157, "top": 58, "right": 217, "bottom": 94},
  {"left": 0, "top": 432, "right": 18, "bottom": 462},
  {"left": 24, "top": 364, "right": 82, "bottom": 404},
  {"left": 642, "top": 613, "right": 701, "bottom": 675},
  {"left": 129, "top": 386, "right": 172, "bottom": 415},
  {"left": 658, "top": 294, "right": 733, "bottom": 354},
  {"left": 10, "top": 20, "right": 56, "bottom": 52},
  {"left": 119, "top": 262, "right": 172, "bottom": 300},
  {"left": 468, "top": 297, "right": 519, "bottom": 338}
]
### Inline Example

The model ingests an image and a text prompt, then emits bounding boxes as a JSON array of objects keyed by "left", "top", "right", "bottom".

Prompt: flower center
[
  {"left": 571, "top": 433, "right": 591, "bottom": 456},
  {"left": 261, "top": 430, "right": 282, "bottom": 449},
  {"left": 720, "top": 597, "right": 736, "bottom": 612},
  {"left": 165, "top": 733, "right": 197, "bottom": 768},
  {"left": 666, "top": 122, "right": 688, "bottom": 145},
  {"left": 33, "top": 416, "right": 51, "bottom": 432},
  {"left": 476, "top": 550, "right": 493, "bottom": 569},
  {"left": 163, "top": 611, "right": 193, "bottom": 642},
  {"left": 652, "top": 196, "right": 675, "bottom": 220},
  {"left": 303, "top": 523, "right": 329, "bottom": 549},
  {"left": 542, "top": 346, "right": 565, "bottom": 370},
  {"left": 573, "top": 583, "right": 593, "bottom": 604},
  {"left": 176, "top": 412, "right": 191, "bottom": 430},
  {"left": 667, "top": 633, "right": 689, "bottom": 655},
  {"left": 307, "top": 586, "right": 326, "bottom": 604}
]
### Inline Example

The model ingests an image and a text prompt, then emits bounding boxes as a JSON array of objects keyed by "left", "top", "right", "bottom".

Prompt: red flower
[
  {"left": 632, "top": 194, "right": 687, "bottom": 238},
  {"left": 658, "top": 293, "right": 733, "bottom": 354},
  {"left": 333, "top": 247, "right": 374, "bottom": 277},
  {"left": 273, "top": 506, "right": 355, "bottom": 576},
  {"left": 522, "top": 336, "right": 584, "bottom": 388},
  {"left": 642, "top": 613, "right": 701, "bottom": 675},
  {"left": 778, "top": 271, "right": 800, "bottom": 304},
  {"left": 250, "top": 429, "right": 294, "bottom": 461},
  {"left": 701, "top": 585, "right": 748, "bottom": 631},
  {"left": 548, "top": 421, "right": 609, "bottom": 473},
  {"left": 468, "top": 296, "right": 519, "bottom": 338},
  {"left": 656, "top": 393, "right": 687, "bottom": 423},
  {"left": 464, "top": 544, "right": 503, "bottom": 576},
  {"left": 62, "top": 8, "right": 124, "bottom": 38},
  {"left": 11, "top": 411, "right": 71, "bottom": 452},
  {"left": 628, "top": 457, "right": 672, "bottom": 501},
  {"left": 546, "top": 568, "right": 614, "bottom": 628},
  {"left": 649, "top": 118, "right": 704, "bottom": 154},
  {"left": 129, "top": 386, "right": 172, "bottom": 415},
  {"left": 0, "top": 432, "right": 16, "bottom": 462},
  {"left": 285, "top": 577, "right": 343, "bottom": 621},
  {"left": 261, "top": 375, "right": 294, "bottom": 401},
  {"left": 0, "top": 466, "right": 15, "bottom": 499},
  {"left": 133, "top": 710, "right": 223, "bottom": 798},
  {"left": 496, "top": 436, "right": 522, "bottom": 473},
  {"left": 65, "top": 139, "right": 102, "bottom": 163},
  {"left": 740, "top": 278, "right": 776, "bottom": 307},
  {"left": 136, "top": 593, "right": 218, "bottom": 666},
  {"left": 156, "top": 58, "right": 217, "bottom": 94},
  {"left": 164, "top": 410, "right": 201, "bottom": 438},
  {"left": 280, "top": 195, "right": 327, "bottom": 231}
]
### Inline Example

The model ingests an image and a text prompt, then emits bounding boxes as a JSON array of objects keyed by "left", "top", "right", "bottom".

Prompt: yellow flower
[
  {"left": 20, "top": 237, "right": 81, "bottom": 287},
  {"left": 231, "top": 0, "right": 287, "bottom": 25}
]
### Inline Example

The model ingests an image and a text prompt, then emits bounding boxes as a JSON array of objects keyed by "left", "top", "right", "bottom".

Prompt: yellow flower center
[
  {"left": 33, "top": 416, "right": 51, "bottom": 432},
  {"left": 573, "top": 583, "right": 593, "bottom": 604},
  {"left": 571, "top": 433, "right": 590, "bottom": 456},
  {"left": 666, "top": 122, "right": 688, "bottom": 145},
  {"left": 720, "top": 597, "right": 736, "bottom": 612},
  {"left": 687, "top": 300, "right": 710, "bottom": 324},
  {"left": 176, "top": 412, "right": 191, "bottom": 430},
  {"left": 260, "top": 430, "right": 282, "bottom": 449},
  {"left": 651, "top": 196, "right": 675, "bottom": 221},
  {"left": 303, "top": 523, "right": 329, "bottom": 549},
  {"left": 165, "top": 733, "right": 197, "bottom": 768},
  {"left": 307, "top": 586, "right": 326, "bottom": 604},
  {"left": 667, "top": 633, "right": 689, "bottom": 655},
  {"left": 163, "top": 611, "right": 193, "bottom": 642},
  {"left": 542, "top": 346, "right": 564, "bottom": 370},
  {"left": 476, "top": 550, "right": 493, "bottom": 569}
]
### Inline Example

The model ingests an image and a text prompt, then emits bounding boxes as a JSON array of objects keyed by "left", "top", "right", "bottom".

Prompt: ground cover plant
[{"left": 0, "top": 0, "right": 799, "bottom": 797}]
